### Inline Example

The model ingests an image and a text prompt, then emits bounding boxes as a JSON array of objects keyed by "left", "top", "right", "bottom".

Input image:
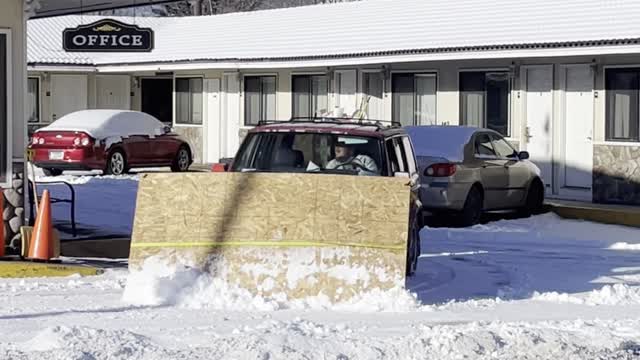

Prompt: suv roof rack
[{"left": 257, "top": 117, "right": 403, "bottom": 130}]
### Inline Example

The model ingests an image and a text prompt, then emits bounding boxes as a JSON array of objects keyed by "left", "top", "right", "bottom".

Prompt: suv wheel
[
  {"left": 459, "top": 186, "right": 483, "bottom": 227},
  {"left": 406, "top": 220, "right": 420, "bottom": 276}
]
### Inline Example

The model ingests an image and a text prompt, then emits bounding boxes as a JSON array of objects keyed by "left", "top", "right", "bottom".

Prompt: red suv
[{"left": 225, "top": 117, "right": 423, "bottom": 275}]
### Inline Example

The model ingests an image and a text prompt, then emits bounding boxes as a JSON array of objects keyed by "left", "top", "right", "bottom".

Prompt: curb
[
  {"left": 0, "top": 259, "right": 103, "bottom": 278},
  {"left": 548, "top": 202, "right": 640, "bottom": 228}
]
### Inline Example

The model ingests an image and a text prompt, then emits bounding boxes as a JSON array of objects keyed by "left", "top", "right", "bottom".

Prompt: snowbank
[
  {"left": 34, "top": 173, "right": 140, "bottom": 184},
  {"left": 532, "top": 284, "right": 640, "bottom": 306},
  {"left": 6, "top": 319, "right": 639, "bottom": 360},
  {"left": 122, "top": 257, "right": 421, "bottom": 313}
]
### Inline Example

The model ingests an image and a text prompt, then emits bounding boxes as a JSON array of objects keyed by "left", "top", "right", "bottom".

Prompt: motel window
[
  {"left": 292, "top": 75, "right": 328, "bottom": 118},
  {"left": 175, "top": 77, "right": 203, "bottom": 125},
  {"left": 392, "top": 73, "right": 436, "bottom": 126},
  {"left": 0, "top": 33, "right": 7, "bottom": 185},
  {"left": 27, "top": 77, "right": 39, "bottom": 123},
  {"left": 606, "top": 68, "right": 640, "bottom": 142},
  {"left": 362, "top": 72, "right": 385, "bottom": 120},
  {"left": 460, "top": 71, "right": 510, "bottom": 136},
  {"left": 244, "top": 76, "right": 276, "bottom": 126}
]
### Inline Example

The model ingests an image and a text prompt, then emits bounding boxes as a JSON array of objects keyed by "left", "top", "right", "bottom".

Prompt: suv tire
[{"left": 406, "top": 220, "right": 420, "bottom": 276}]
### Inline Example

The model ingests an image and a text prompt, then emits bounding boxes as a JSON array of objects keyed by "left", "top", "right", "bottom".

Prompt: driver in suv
[{"left": 326, "top": 140, "right": 379, "bottom": 175}]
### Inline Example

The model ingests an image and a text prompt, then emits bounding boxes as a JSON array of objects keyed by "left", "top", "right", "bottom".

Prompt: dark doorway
[{"left": 141, "top": 78, "right": 173, "bottom": 124}]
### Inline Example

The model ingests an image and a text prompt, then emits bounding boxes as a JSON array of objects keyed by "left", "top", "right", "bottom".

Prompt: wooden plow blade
[{"left": 129, "top": 172, "right": 411, "bottom": 302}]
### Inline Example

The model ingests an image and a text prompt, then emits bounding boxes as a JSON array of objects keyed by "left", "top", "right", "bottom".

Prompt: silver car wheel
[
  {"left": 111, "top": 152, "right": 125, "bottom": 175},
  {"left": 177, "top": 148, "right": 190, "bottom": 171}
]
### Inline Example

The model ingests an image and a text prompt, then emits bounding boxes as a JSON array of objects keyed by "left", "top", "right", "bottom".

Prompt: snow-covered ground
[{"left": 2, "top": 214, "right": 640, "bottom": 359}]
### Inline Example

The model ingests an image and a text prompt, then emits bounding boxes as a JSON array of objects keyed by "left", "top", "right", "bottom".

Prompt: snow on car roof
[
  {"left": 36, "top": 109, "right": 165, "bottom": 139},
  {"left": 405, "top": 125, "right": 478, "bottom": 162}
]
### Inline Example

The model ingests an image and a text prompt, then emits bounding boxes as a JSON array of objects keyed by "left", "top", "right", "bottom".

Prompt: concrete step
[{"left": 547, "top": 199, "right": 640, "bottom": 228}]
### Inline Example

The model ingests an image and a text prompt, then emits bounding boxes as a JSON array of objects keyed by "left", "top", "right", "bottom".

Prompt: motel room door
[
  {"left": 96, "top": 75, "right": 130, "bottom": 110},
  {"left": 559, "top": 64, "right": 594, "bottom": 200},
  {"left": 204, "top": 78, "right": 222, "bottom": 163},
  {"left": 523, "top": 65, "right": 554, "bottom": 191},
  {"left": 50, "top": 74, "right": 88, "bottom": 121}
]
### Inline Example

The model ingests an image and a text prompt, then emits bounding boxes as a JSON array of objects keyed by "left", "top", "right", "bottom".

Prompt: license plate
[
  {"left": 49, "top": 151, "right": 64, "bottom": 160},
  {"left": 26, "top": 149, "right": 35, "bottom": 161}
]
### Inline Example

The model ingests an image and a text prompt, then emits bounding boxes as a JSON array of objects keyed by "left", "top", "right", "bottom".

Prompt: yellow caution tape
[{"left": 130, "top": 241, "right": 405, "bottom": 251}]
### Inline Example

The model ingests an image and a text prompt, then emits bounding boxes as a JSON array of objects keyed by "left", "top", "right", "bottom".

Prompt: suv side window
[
  {"left": 490, "top": 133, "right": 518, "bottom": 159},
  {"left": 386, "top": 139, "right": 401, "bottom": 174},
  {"left": 474, "top": 133, "right": 497, "bottom": 158},
  {"left": 401, "top": 136, "right": 417, "bottom": 174},
  {"left": 393, "top": 138, "right": 408, "bottom": 173}
]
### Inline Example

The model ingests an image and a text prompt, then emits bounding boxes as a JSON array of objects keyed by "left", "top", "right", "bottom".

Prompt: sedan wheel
[
  {"left": 459, "top": 187, "right": 483, "bottom": 227},
  {"left": 106, "top": 150, "right": 127, "bottom": 175},
  {"left": 171, "top": 147, "right": 191, "bottom": 172}
]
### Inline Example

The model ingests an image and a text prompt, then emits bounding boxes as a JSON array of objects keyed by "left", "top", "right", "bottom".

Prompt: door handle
[{"left": 525, "top": 126, "right": 533, "bottom": 144}]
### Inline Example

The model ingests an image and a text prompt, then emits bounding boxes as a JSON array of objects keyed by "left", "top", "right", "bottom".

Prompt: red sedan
[{"left": 28, "top": 109, "right": 193, "bottom": 176}]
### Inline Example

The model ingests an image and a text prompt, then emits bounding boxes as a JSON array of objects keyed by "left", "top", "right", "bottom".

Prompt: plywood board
[{"left": 129, "top": 172, "right": 411, "bottom": 301}]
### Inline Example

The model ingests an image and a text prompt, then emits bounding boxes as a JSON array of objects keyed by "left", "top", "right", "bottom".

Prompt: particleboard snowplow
[{"left": 128, "top": 172, "right": 412, "bottom": 301}]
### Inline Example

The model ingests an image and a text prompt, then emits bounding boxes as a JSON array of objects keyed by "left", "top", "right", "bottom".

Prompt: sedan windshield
[{"left": 231, "top": 132, "right": 383, "bottom": 176}]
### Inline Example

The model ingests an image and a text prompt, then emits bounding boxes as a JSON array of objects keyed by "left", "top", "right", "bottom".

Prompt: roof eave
[{"left": 29, "top": 40, "right": 640, "bottom": 72}]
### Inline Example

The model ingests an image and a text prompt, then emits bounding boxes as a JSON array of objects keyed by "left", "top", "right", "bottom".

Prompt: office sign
[{"left": 63, "top": 19, "right": 153, "bottom": 52}]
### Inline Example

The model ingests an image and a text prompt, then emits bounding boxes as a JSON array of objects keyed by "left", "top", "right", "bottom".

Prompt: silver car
[{"left": 406, "top": 126, "right": 544, "bottom": 226}]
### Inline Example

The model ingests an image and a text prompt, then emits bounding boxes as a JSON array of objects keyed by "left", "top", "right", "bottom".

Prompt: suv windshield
[{"left": 231, "top": 132, "right": 384, "bottom": 176}]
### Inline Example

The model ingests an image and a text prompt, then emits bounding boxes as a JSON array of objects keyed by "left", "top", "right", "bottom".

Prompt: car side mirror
[
  {"left": 518, "top": 151, "right": 530, "bottom": 160},
  {"left": 163, "top": 126, "right": 172, "bottom": 134}
]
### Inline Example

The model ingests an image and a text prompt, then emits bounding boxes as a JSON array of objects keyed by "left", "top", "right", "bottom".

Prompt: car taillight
[
  {"left": 38, "top": 137, "right": 45, "bottom": 145},
  {"left": 211, "top": 163, "right": 228, "bottom": 172},
  {"left": 74, "top": 133, "right": 93, "bottom": 147},
  {"left": 31, "top": 136, "right": 38, "bottom": 145},
  {"left": 425, "top": 163, "right": 456, "bottom": 177}
]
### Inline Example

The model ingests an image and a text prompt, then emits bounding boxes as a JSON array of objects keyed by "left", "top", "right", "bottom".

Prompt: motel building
[{"left": 4, "top": 0, "right": 640, "bottom": 251}]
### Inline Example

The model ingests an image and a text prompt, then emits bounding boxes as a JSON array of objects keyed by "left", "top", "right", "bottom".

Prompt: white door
[
  {"left": 335, "top": 70, "right": 357, "bottom": 116},
  {"left": 205, "top": 78, "right": 221, "bottom": 163},
  {"left": 51, "top": 74, "right": 87, "bottom": 121},
  {"left": 222, "top": 73, "right": 241, "bottom": 159},
  {"left": 524, "top": 66, "right": 553, "bottom": 189},
  {"left": 96, "top": 75, "right": 130, "bottom": 110},
  {"left": 563, "top": 65, "right": 593, "bottom": 189}
]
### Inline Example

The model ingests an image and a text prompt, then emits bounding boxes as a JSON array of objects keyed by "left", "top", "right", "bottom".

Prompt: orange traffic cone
[
  {"left": 0, "top": 195, "right": 5, "bottom": 258},
  {"left": 27, "top": 189, "right": 54, "bottom": 261}
]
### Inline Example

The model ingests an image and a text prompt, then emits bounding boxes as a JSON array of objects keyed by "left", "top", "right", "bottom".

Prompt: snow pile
[
  {"left": 123, "top": 257, "right": 421, "bottom": 312},
  {"left": 34, "top": 173, "right": 140, "bottom": 184},
  {"left": 14, "top": 325, "right": 163, "bottom": 359},
  {"left": 609, "top": 242, "right": 640, "bottom": 251},
  {"left": 532, "top": 284, "right": 640, "bottom": 306},
  {"left": 8, "top": 319, "right": 639, "bottom": 360}
]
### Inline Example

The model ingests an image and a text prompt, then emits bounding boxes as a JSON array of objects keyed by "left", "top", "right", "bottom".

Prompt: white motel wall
[
  {"left": 23, "top": 0, "right": 640, "bottom": 208},
  {"left": 1, "top": 0, "right": 27, "bottom": 251}
]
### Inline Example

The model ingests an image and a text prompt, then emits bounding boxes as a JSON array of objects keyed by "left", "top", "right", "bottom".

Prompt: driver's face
[{"left": 335, "top": 145, "right": 353, "bottom": 161}]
